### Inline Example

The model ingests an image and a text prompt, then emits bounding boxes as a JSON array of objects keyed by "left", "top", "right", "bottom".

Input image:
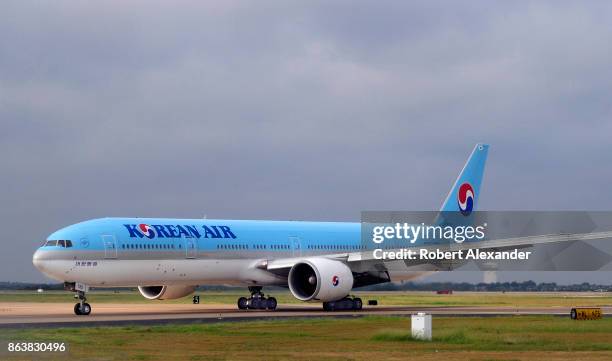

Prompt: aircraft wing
[{"left": 263, "top": 230, "right": 612, "bottom": 270}]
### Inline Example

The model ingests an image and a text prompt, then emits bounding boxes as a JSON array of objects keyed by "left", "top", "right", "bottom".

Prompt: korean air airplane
[{"left": 32, "top": 144, "right": 498, "bottom": 315}]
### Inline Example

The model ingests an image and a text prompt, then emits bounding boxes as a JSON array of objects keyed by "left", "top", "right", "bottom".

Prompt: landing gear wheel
[
  {"left": 343, "top": 298, "right": 354, "bottom": 309},
  {"left": 73, "top": 289, "right": 91, "bottom": 316},
  {"left": 81, "top": 303, "right": 91, "bottom": 315},
  {"left": 250, "top": 298, "right": 261, "bottom": 309},
  {"left": 323, "top": 301, "right": 335, "bottom": 311},
  {"left": 237, "top": 297, "right": 248, "bottom": 310},
  {"left": 237, "top": 287, "right": 277, "bottom": 311},
  {"left": 74, "top": 302, "right": 91, "bottom": 315},
  {"left": 323, "top": 297, "right": 363, "bottom": 311},
  {"left": 267, "top": 297, "right": 277, "bottom": 310}
]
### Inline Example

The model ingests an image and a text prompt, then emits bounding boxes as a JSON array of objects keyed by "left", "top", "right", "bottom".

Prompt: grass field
[
  {"left": 1, "top": 316, "right": 611, "bottom": 360},
  {"left": 1, "top": 291, "right": 610, "bottom": 360},
  {"left": 1, "top": 290, "right": 611, "bottom": 308}
]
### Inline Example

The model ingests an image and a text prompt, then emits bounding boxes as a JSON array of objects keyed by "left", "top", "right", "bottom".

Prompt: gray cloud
[{"left": 1, "top": 1, "right": 611, "bottom": 282}]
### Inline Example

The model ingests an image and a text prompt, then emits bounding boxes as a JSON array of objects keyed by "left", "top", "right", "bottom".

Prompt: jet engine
[
  {"left": 138, "top": 285, "right": 196, "bottom": 300},
  {"left": 288, "top": 258, "right": 353, "bottom": 302}
]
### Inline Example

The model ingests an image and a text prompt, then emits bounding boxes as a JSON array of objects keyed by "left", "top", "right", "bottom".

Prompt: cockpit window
[{"left": 43, "top": 240, "right": 73, "bottom": 248}]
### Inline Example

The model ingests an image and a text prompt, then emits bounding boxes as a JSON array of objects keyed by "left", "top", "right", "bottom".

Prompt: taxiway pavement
[{"left": 2, "top": 303, "right": 609, "bottom": 328}]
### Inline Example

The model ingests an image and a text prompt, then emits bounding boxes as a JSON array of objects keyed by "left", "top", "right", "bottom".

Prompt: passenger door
[
  {"left": 185, "top": 239, "right": 197, "bottom": 259},
  {"left": 289, "top": 236, "right": 301, "bottom": 257},
  {"left": 101, "top": 235, "right": 118, "bottom": 259}
]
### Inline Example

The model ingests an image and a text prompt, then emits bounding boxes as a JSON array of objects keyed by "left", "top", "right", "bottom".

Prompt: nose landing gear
[
  {"left": 237, "top": 286, "right": 277, "bottom": 310},
  {"left": 64, "top": 282, "right": 92, "bottom": 316},
  {"left": 73, "top": 290, "right": 91, "bottom": 315}
]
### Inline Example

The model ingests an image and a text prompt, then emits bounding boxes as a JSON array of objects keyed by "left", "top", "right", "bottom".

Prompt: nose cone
[{"left": 32, "top": 249, "right": 46, "bottom": 272}]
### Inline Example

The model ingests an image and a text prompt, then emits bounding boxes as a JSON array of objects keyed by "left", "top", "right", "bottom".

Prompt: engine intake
[
  {"left": 288, "top": 258, "right": 353, "bottom": 302},
  {"left": 138, "top": 285, "right": 196, "bottom": 300}
]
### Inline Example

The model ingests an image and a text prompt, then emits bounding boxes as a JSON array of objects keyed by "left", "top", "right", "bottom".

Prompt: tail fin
[{"left": 440, "top": 144, "right": 489, "bottom": 214}]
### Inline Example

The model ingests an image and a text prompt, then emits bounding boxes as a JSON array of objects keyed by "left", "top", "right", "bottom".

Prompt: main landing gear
[
  {"left": 237, "top": 286, "right": 277, "bottom": 310},
  {"left": 73, "top": 290, "right": 91, "bottom": 316},
  {"left": 323, "top": 297, "right": 363, "bottom": 311}
]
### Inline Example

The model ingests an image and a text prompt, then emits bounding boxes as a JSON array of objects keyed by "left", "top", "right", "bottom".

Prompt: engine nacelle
[
  {"left": 138, "top": 285, "right": 196, "bottom": 300},
  {"left": 288, "top": 258, "right": 353, "bottom": 302}
]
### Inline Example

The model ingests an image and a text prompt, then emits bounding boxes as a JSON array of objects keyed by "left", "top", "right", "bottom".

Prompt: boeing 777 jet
[{"left": 34, "top": 144, "right": 594, "bottom": 315}]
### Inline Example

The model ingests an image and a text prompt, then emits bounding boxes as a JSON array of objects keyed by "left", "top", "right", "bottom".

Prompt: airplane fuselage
[{"left": 33, "top": 217, "right": 372, "bottom": 287}]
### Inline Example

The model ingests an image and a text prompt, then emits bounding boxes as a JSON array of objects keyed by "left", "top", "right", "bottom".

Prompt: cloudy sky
[{"left": 1, "top": 1, "right": 611, "bottom": 283}]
